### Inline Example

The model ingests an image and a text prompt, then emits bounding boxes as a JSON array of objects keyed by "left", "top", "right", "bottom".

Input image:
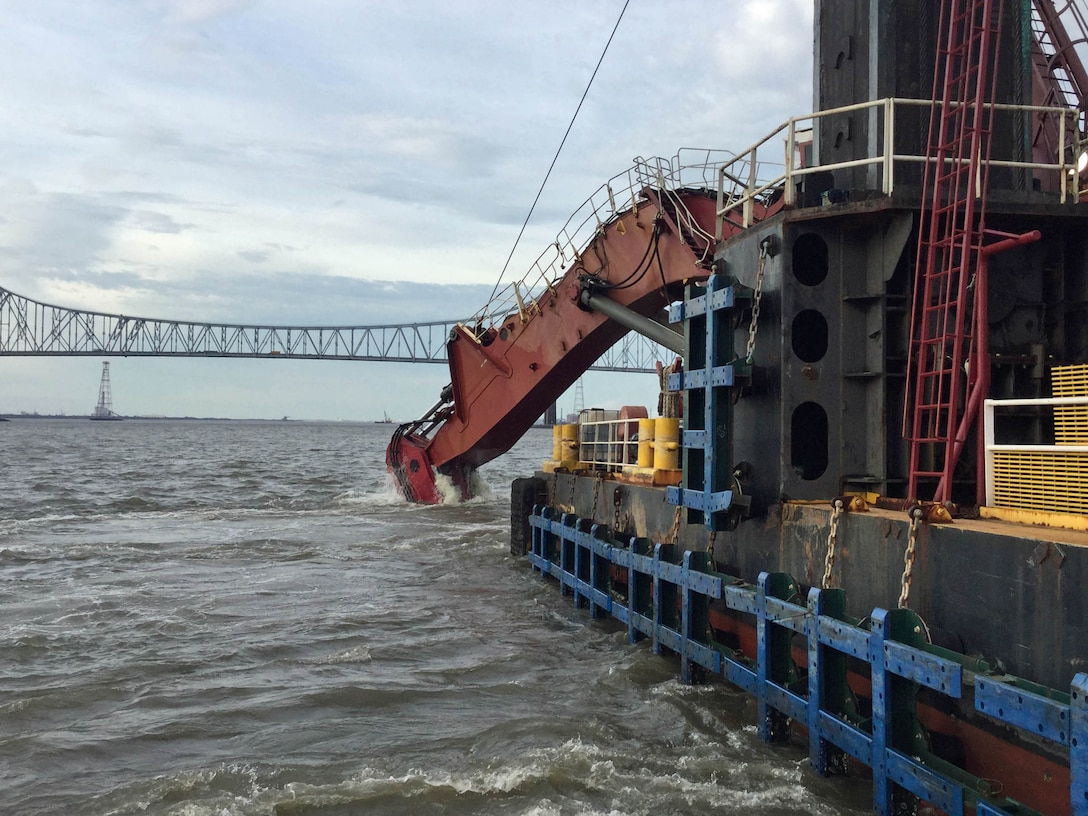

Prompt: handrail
[
  {"left": 717, "top": 97, "right": 1085, "bottom": 231},
  {"left": 470, "top": 98, "right": 1084, "bottom": 342},
  {"left": 469, "top": 148, "right": 733, "bottom": 332}
]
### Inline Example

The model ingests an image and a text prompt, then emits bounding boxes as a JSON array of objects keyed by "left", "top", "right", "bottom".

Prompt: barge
[{"left": 388, "top": 1, "right": 1088, "bottom": 812}]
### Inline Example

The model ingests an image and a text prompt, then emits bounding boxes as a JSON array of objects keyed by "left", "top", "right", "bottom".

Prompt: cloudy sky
[{"left": 1, "top": 0, "right": 813, "bottom": 421}]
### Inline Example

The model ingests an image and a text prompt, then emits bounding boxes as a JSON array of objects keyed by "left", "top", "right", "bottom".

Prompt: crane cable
[{"left": 486, "top": 0, "right": 632, "bottom": 305}]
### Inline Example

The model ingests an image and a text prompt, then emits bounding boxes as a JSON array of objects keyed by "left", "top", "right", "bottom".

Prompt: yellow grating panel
[
  {"left": 991, "top": 451, "right": 1088, "bottom": 515},
  {"left": 1052, "top": 364, "right": 1088, "bottom": 444}
]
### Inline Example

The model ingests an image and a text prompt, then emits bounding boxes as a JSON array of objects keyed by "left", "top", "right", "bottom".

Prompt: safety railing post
[
  {"left": 715, "top": 165, "right": 725, "bottom": 242},
  {"left": 983, "top": 399, "right": 995, "bottom": 506},
  {"left": 744, "top": 148, "right": 757, "bottom": 227},
  {"left": 884, "top": 98, "right": 895, "bottom": 195},
  {"left": 784, "top": 119, "right": 796, "bottom": 207},
  {"left": 1061, "top": 111, "right": 1069, "bottom": 202}
]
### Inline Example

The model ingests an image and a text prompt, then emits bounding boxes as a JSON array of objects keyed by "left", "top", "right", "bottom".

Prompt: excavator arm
[{"left": 386, "top": 185, "right": 764, "bottom": 503}]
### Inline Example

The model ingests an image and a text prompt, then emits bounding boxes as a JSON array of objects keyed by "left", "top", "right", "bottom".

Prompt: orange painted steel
[
  {"left": 390, "top": 187, "right": 774, "bottom": 502},
  {"left": 434, "top": 190, "right": 719, "bottom": 472}
]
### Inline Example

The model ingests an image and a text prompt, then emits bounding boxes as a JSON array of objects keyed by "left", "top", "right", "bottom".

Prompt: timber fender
[{"left": 510, "top": 477, "right": 546, "bottom": 556}]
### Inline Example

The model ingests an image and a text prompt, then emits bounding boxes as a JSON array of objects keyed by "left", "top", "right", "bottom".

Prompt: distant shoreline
[
  {"left": 0, "top": 414, "right": 557, "bottom": 427},
  {"left": 1, "top": 414, "right": 332, "bottom": 423}
]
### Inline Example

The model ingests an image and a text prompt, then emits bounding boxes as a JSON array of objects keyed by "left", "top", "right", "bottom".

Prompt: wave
[
  {"left": 0, "top": 545, "right": 49, "bottom": 564},
  {"left": 72, "top": 734, "right": 864, "bottom": 816},
  {"left": 106, "top": 496, "right": 161, "bottom": 512},
  {"left": 1, "top": 483, "right": 414, "bottom": 534},
  {"left": 300, "top": 644, "right": 373, "bottom": 666}
]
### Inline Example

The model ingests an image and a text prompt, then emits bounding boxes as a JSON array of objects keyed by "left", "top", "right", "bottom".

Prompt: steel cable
[{"left": 486, "top": 0, "right": 632, "bottom": 306}]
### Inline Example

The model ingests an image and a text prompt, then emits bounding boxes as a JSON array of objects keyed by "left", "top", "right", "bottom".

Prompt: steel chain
[
  {"left": 566, "top": 473, "right": 576, "bottom": 513},
  {"left": 823, "top": 499, "right": 844, "bottom": 589},
  {"left": 613, "top": 487, "right": 622, "bottom": 533},
  {"left": 745, "top": 240, "right": 770, "bottom": 364},
  {"left": 665, "top": 505, "right": 683, "bottom": 546},
  {"left": 898, "top": 508, "right": 923, "bottom": 609},
  {"left": 592, "top": 474, "right": 603, "bottom": 522}
]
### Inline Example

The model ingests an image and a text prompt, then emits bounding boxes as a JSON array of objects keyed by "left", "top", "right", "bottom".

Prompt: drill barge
[{"left": 389, "top": 2, "right": 1088, "bottom": 812}]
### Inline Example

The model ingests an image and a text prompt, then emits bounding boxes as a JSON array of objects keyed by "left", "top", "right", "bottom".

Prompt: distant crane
[{"left": 90, "top": 361, "right": 122, "bottom": 421}]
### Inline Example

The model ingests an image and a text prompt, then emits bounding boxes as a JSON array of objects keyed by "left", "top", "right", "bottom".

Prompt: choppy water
[{"left": 0, "top": 419, "right": 871, "bottom": 815}]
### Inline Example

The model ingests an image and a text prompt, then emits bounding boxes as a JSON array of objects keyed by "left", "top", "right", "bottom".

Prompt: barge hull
[{"left": 519, "top": 484, "right": 1087, "bottom": 815}]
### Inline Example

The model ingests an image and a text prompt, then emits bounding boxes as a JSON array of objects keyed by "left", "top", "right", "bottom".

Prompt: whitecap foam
[
  {"left": 306, "top": 644, "right": 372, "bottom": 665},
  {"left": 337, "top": 760, "right": 546, "bottom": 799},
  {"left": 433, "top": 470, "right": 462, "bottom": 505}
]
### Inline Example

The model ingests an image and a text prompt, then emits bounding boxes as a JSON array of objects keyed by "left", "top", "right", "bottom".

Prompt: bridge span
[{"left": 0, "top": 285, "right": 671, "bottom": 373}]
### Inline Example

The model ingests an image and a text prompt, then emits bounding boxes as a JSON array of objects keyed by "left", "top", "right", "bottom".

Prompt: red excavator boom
[{"left": 387, "top": 176, "right": 766, "bottom": 503}]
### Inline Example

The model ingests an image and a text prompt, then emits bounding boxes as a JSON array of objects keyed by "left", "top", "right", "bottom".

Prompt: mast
[{"left": 91, "top": 361, "right": 120, "bottom": 420}]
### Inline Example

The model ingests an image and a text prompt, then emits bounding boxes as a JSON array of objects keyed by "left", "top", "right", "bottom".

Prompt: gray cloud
[
  {"left": 0, "top": 0, "right": 814, "bottom": 418},
  {"left": 130, "top": 210, "right": 190, "bottom": 234}
]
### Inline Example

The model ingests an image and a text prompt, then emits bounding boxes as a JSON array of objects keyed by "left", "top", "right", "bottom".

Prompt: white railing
[
  {"left": 716, "top": 97, "right": 1085, "bottom": 233},
  {"left": 467, "top": 99, "right": 1083, "bottom": 340},
  {"left": 579, "top": 415, "right": 640, "bottom": 471},
  {"left": 468, "top": 148, "right": 733, "bottom": 333},
  {"left": 983, "top": 396, "right": 1088, "bottom": 508}
]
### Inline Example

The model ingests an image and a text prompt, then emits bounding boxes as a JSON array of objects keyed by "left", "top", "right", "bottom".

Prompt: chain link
[
  {"left": 592, "top": 473, "right": 604, "bottom": 522},
  {"left": 745, "top": 239, "right": 770, "bottom": 364},
  {"left": 823, "top": 499, "right": 843, "bottom": 589},
  {"left": 665, "top": 505, "right": 683, "bottom": 546},
  {"left": 566, "top": 473, "right": 576, "bottom": 513},
  {"left": 898, "top": 508, "right": 923, "bottom": 609},
  {"left": 613, "top": 487, "right": 622, "bottom": 533}
]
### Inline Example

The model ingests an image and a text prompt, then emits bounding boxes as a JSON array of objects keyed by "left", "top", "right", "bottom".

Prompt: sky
[{"left": 0, "top": 0, "right": 814, "bottom": 421}]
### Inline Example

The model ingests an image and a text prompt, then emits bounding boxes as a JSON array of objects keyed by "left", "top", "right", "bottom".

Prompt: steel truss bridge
[{"left": 0, "top": 285, "right": 671, "bottom": 373}]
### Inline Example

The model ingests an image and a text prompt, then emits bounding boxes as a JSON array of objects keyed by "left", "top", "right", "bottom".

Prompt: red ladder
[{"left": 905, "top": 0, "right": 1004, "bottom": 502}]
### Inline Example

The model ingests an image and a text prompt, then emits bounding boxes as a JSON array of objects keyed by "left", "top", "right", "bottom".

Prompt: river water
[{"left": 0, "top": 419, "right": 871, "bottom": 815}]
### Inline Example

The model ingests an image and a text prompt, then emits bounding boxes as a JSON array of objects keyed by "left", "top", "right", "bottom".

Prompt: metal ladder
[{"left": 905, "top": 0, "right": 1005, "bottom": 502}]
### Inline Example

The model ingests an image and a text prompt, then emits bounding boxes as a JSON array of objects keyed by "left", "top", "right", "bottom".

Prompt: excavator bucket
[
  {"left": 386, "top": 427, "right": 473, "bottom": 504},
  {"left": 386, "top": 431, "right": 442, "bottom": 504}
]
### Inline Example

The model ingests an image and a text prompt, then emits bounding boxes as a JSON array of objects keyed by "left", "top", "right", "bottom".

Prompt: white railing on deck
[
  {"left": 467, "top": 99, "right": 1083, "bottom": 344},
  {"left": 983, "top": 396, "right": 1088, "bottom": 509},
  {"left": 469, "top": 149, "right": 732, "bottom": 332},
  {"left": 716, "top": 98, "right": 1084, "bottom": 234}
]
